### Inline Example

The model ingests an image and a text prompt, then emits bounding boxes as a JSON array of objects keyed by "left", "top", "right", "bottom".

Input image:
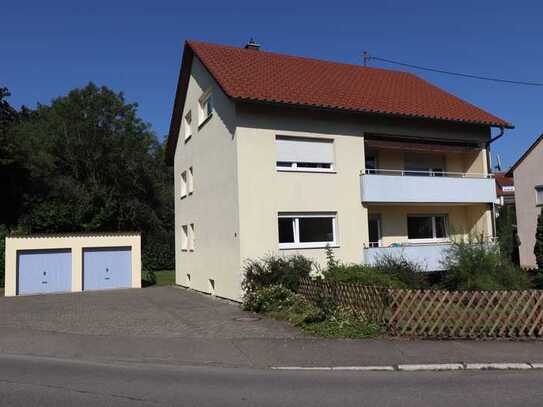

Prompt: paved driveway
[{"left": 0, "top": 286, "right": 300, "bottom": 339}]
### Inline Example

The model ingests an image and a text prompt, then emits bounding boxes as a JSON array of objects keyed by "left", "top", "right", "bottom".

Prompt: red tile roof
[
  {"left": 191, "top": 41, "right": 511, "bottom": 127},
  {"left": 495, "top": 172, "right": 515, "bottom": 197},
  {"left": 166, "top": 40, "right": 512, "bottom": 163}
]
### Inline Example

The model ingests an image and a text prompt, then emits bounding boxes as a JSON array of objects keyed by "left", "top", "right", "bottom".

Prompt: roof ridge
[{"left": 187, "top": 39, "right": 414, "bottom": 77}]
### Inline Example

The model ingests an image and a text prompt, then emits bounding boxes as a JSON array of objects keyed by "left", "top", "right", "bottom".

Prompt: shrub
[
  {"left": 324, "top": 247, "right": 424, "bottom": 288},
  {"left": 301, "top": 306, "right": 385, "bottom": 339},
  {"left": 442, "top": 236, "right": 531, "bottom": 291},
  {"left": 324, "top": 263, "right": 406, "bottom": 288},
  {"left": 242, "top": 285, "right": 298, "bottom": 313},
  {"left": 372, "top": 253, "right": 427, "bottom": 288},
  {"left": 142, "top": 233, "right": 175, "bottom": 271},
  {"left": 242, "top": 254, "right": 313, "bottom": 295}
]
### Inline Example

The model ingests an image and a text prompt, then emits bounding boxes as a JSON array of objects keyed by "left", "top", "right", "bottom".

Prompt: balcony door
[{"left": 368, "top": 215, "right": 381, "bottom": 248}]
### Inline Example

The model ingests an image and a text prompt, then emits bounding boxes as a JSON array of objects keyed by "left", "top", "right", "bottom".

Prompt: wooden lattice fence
[
  {"left": 297, "top": 278, "right": 389, "bottom": 323},
  {"left": 297, "top": 279, "right": 543, "bottom": 338},
  {"left": 388, "top": 289, "right": 543, "bottom": 338}
]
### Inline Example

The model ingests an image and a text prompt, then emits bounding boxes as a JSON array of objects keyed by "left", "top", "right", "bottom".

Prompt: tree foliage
[
  {"left": 1, "top": 84, "right": 174, "bottom": 269},
  {"left": 496, "top": 205, "right": 520, "bottom": 265}
]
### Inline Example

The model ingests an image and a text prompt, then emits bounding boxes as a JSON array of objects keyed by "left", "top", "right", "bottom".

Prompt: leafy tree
[
  {"left": 5, "top": 83, "right": 174, "bottom": 268},
  {"left": 0, "top": 87, "right": 31, "bottom": 226},
  {"left": 535, "top": 208, "right": 543, "bottom": 270},
  {"left": 496, "top": 205, "right": 520, "bottom": 265}
]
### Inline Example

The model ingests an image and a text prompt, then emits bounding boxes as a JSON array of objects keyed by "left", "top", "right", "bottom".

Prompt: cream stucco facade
[
  {"left": 173, "top": 55, "right": 496, "bottom": 301},
  {"left": 511, "top": 137, "right": 543, "bottom": 268},
  {"left": 4, "top": 232, "right": 141, "bottom": 297}
]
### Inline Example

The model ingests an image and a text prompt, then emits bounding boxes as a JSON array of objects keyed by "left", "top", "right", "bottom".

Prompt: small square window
[
  {"left": 181, "top": 225, "right": 188, "bottom": 251},
  {"left": 536, "top": 186, "right": 543, "bottom": 206},
  {"left": 199, "top": 91, "right": 213, "bottom": 126},
  {"left": 180, "top": 171, "right": 187, "bottom": 198},
  {"left": 188, "top": 167, "right": 194, "bottom": 194},
  {"left": 184, "top": 111, "right": 192, "bottom": 141},
  {"left": 189, "top": 223, "right": 195, "bottom": 251}
]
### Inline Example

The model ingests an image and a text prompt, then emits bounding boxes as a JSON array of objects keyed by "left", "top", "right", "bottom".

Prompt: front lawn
[
  {"left": 0, "top": 288, "right": 3, "bottom": 297},
  {"left": 142, "top": 270, "right": 175, "bottom": 287},
  {"left": 155, "top": 270, "right": 175, "bottom": 286}
]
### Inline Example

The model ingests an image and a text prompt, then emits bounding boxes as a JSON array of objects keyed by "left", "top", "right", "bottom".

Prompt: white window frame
[
  {"left": 198, "top": 89, "right": 213, "bottom": 126},
  {"left": 276, "top": 136, "right": 335, "bottom": 173},
  {"left": 180, "top": 171, "right": 187, "bottom": 198},
  {"left": 189, "top": 223, "right": 195, "bottom": 251},
  {"left": 407, "top": 214, "right": 450, "bottom": 243},
  {"left": 181, "top": 225, "right": 188, "bottom": 251},
  {"left": 184, "top": 110, "right": 192, "bottom": 141},
  {"left": 536, "top": 185, "right": 543, "bottom": 206},
  {"left": 188, "top": 167, "right": 194, "bottom": 194},
  {"left": 278, "top": 213, "right": 337, "bottom": 249}
]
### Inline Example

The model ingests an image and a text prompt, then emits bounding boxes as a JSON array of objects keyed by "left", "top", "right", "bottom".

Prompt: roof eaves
[
  {"left": 506, "top": 133, "right": 543, "bottom": 177},
  {"left": 232, "top": 96, "right": 513, "bottom": 129}
]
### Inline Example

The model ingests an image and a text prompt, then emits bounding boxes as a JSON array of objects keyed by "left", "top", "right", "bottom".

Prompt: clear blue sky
[{"left": 2, "top": 0, "right": 542, "bottom": 169}]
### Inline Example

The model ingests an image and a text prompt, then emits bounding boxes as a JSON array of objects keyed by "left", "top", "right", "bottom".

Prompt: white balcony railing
[
  {"left": 360, "top": 169, "right": 497, "bottom": 204},
  {"left": 363, "top": 241, "right": 452, "bottom": 271}
]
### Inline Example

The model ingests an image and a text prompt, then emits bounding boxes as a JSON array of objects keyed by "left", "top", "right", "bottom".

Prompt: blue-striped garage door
[
  {"left": 17, "top": 249, "right": 72, "bottom": 295},
  {"left": 83, "top": 247, "right": 132, "bottom": 291}
]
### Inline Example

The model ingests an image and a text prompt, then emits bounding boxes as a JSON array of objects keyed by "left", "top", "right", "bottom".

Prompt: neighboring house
[
  {"left": 166, "top": 40, "right": 510, "bottom": 300},
  {"left": 495, "top": 171, "right": 515, "bottom": 207},
  {"left": 507, "top": 134, "right": 543, "bottom": 268}
]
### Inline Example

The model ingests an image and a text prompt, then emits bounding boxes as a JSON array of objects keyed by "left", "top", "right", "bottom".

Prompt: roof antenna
[
  {"left": 496, "top": 153, "right": 502, "bottom": 171},
  {"left": 363, "top": 51, "right": 370, "bottom": 67}
]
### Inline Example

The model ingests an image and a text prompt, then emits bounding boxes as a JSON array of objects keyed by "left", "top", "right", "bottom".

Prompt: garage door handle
[
  {"left": 42, "top": 281, "right": 48, "bottom": 284},
  {"left": 105, "top": 277, "right": 110, "bottom": 280}
]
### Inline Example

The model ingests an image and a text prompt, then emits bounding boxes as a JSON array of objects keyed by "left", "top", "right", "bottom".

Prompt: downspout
[{"left": 486, "top": 126, "right": 505, "bottom": 240}]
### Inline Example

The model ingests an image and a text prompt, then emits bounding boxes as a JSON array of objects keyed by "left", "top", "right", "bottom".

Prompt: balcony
[
  {"left": 360, "top": 169, "right": 496, "bottom": 204},
  {"left": 363, "top": 242, "right": 453, "bottom": 271}
]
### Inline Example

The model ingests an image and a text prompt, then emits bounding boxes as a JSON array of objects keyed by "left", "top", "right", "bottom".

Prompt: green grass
[
  {"left": 0, "top": 287, "right": 3, "bottom": 297},
  {"left": 142, "top": 270, "right": 175, "bottom": 287},
  {"left": 154, "top": 270, "right": 175, "bottom": 286}
]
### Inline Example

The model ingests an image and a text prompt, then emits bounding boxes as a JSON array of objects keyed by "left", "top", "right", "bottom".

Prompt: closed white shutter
[{"left": 276, "top": 137, "right": 334, "bottom": 164}]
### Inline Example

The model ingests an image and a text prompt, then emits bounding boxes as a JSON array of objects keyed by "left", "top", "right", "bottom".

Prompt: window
[
  {"left": 199, "top": 90, "right": 213, "bottom": 126},
  {"left": 181, "top": 225, "right": 188, "bottom": 251},
  {"left": 276, "top": 137, "right": 334, "bottom": 172},
  {"left": 404, "top": 153, "right": 446, "bottom": 176},
  {"left": 189, "top": 223, "right": 195, "bottom": 251},
  {"left": 278, "top": 213, "right": 337, "bottom": 249},
  {"left": 407, "top": 215, "right": 449, "bottom": 241},
  {"left": 180, "top": 171, "right": 187, "bottom": 198},
  {"left": 536, "top": 186, "right": 543, "bottom": 206},
  {"left": 184, "top": 111, "right": 192, "bottom": 141},
  {"left": 188, "top": 167, "right": 194, "bottom": 194}
]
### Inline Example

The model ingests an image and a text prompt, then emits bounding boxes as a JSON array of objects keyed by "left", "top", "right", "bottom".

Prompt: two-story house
[
  {"left": 507, "top": 134, "right": 543, "bottom": 268},
  {"left": 166, "top": 40, "right": 511, "bottom": 300}
]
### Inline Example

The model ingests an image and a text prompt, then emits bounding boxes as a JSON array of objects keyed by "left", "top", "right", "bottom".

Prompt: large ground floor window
[
  {"left": 407, "top": 214, "right": 449, "bottom": 241},
  {"left": 278, "top": 213, "right": 337, "bottom": 249}
]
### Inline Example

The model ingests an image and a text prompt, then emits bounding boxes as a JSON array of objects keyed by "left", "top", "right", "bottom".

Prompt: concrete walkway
[{"left": 1, "top": 286, "right": 543, "bottom": 369}]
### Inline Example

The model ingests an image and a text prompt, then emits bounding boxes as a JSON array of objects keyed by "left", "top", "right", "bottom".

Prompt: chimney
[{"left": 244, "top": 38, "right": 260, "bottom": 51}]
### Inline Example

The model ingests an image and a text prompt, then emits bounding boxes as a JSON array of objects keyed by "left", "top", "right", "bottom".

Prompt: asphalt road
[{"left": 1, "top": 354, "right": 543, "bottom": 407}]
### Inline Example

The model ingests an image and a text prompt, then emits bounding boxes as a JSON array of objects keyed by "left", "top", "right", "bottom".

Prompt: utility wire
[{"left": 365, "top": 54, "right": 543, "bottom": 87}]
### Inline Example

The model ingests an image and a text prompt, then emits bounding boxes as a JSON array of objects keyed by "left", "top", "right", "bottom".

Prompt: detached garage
[{"left": 4, "top": 233, "right": 141, "bottom": 296}]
